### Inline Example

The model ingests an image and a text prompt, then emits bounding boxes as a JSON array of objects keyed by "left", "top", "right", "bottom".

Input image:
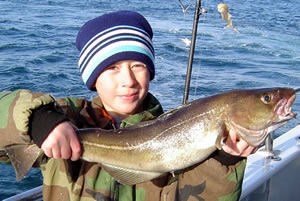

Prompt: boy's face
[{"left": 95, "top": 60, "right": 150, "bottom": 118}]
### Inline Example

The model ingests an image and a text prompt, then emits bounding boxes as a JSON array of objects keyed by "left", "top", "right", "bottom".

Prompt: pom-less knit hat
[{"left": 76, "top": 10, "right": 155, "bottom": 90}]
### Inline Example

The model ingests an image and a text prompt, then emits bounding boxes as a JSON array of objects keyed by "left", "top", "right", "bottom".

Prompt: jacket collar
[{"left": 87, "top": 92, "right": 163, "bottom": 129}]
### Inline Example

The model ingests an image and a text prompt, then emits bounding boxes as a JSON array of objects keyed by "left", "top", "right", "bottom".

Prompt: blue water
[{"left": 0, "top": 0, "right": 299, "bottom": 199}]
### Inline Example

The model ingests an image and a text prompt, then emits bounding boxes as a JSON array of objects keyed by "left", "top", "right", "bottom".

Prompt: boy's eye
[
  {"left": 132, "top": 64, "right": 146, "bottom": 69},
  {"left": 106, "top": 65, "right": 118, "bottom": 71}
]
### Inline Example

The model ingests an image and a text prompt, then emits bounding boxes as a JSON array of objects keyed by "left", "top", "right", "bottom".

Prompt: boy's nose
[{"left": 120, "top": 66, "right": 137, "bottom": 87}]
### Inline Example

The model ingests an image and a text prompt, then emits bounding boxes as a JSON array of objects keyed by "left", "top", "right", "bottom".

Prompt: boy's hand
[
  {"left": 41, "top": 121, "right": 81, "bottom": 161},
  {"left": 222, "top": 129, "right": 258, "bottom": 157}
]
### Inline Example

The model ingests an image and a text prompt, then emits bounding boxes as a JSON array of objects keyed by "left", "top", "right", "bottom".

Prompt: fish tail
[
  {"left": 5, "top": 144, "right": 42, "bottom": 181},
  {"left": 233, "top": 27, "right": 240, "bottom": 33}
]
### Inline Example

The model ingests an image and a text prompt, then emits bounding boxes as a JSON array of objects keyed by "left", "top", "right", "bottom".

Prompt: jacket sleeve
[
  {"left": 0, "top": 90, "right": 88, "bottom": 163},
  {"left": 0, "top": 89, "right": 56, "bottom": 149},
  {"left": 29, "top": 102, "right": 69, "bottom": 147}
]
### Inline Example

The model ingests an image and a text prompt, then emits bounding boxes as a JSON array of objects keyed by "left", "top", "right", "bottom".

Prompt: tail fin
[{"left": 5, "top": 144, "right": 43, "bottom": 181}]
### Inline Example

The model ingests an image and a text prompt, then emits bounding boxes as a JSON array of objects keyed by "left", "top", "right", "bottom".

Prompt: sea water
[{"left": 0, "top": 0, "right": 299, "bottom": 199}]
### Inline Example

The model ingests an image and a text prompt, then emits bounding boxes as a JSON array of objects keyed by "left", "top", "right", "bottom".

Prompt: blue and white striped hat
[{"left": 76, "top": 10, "right": 155, "bottom": 90}]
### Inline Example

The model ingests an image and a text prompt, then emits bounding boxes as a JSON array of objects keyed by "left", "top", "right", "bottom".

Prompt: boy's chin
[{"left": 117, "top": 104, "right": 142, "bottom": 116}]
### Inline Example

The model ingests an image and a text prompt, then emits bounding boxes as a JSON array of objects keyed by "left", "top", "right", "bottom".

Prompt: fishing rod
[{"left": 182, "top": 0, "right": 203, "bottom": 104}]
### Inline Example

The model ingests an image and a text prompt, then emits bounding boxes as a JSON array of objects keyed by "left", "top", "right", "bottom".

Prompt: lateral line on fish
[{"left": 81, "top": 105, "right": 228, "bottom": 151}]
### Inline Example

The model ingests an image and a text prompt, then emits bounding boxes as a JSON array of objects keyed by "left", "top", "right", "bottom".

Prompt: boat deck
[{"left": 240, "top": 125, "right": 300, "bottom": 201}]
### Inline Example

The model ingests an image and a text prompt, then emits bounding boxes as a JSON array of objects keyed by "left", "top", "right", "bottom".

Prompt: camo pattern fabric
[
  {"left": 0, "top": 90, "right": 55, "bottom": 148},
  {"left": 0, "top": 89, "right": 246, "bottom": 201}
]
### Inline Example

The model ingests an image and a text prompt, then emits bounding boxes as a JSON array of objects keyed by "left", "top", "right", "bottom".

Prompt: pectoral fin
[
  {"left": 101, "top": 163, "right": 165, "bottom": 185},
  {"left": 5, "top": 144, "right": 43, "bottom": 181}
]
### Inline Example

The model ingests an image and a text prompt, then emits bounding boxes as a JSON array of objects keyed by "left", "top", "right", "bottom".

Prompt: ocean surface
[{"left": 0, "top": 0, "right": 299, "bottom": 199}]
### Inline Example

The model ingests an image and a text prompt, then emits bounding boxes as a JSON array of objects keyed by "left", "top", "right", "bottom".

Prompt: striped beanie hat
[{"left": 76, "top": 10, "right": 155, "bottom": 90}]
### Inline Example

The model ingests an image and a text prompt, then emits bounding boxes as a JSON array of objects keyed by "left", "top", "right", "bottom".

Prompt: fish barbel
[
  {"left": 5, "top": 88, "right": 297, "bottom": 184},
  {"left": 217, "top": 3, "right": 239, "bottom": 32}
]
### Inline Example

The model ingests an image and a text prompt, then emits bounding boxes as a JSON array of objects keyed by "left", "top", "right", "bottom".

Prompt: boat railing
[
  {"left": 3, "top": 185, "right": 43, "bottom": 201},
  {"left": 264, "top": 133, "right": 281, "bottom": 161}
]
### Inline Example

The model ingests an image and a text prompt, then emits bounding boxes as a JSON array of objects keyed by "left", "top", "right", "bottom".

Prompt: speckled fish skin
[{"left": 77, "top": 88, "right": 297, "bottom": 185}]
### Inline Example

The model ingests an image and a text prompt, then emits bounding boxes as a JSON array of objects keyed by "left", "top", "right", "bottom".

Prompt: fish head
[
  {"left": 217, "top": 3, "right": 228, "bottom": 13},
  {"left": 228, "top": 88, "right": 297, "bottom": 147}
]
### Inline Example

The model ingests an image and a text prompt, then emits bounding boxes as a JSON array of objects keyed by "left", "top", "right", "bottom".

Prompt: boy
[{"left": 0, "top": 10, "right": 255, "bottom": 201}]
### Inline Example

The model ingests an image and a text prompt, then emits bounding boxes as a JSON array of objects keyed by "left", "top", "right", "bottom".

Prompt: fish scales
[{"left": 80, "top": 98, "right": 227, "bottom": 170}]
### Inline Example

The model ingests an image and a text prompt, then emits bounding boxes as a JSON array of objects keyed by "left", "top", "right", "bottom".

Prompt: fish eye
[{"left": 261, "top": 94, "right": 272, "bottom": 104}]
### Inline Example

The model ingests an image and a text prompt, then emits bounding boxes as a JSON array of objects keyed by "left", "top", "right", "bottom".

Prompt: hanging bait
[{"left": 217, "top": 3, "right": 239, "bottom": 32}]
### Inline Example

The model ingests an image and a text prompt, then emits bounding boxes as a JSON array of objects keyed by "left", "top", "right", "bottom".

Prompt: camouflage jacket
[{"left": 0, "top": 89, "right": 246, "bottom": 201}]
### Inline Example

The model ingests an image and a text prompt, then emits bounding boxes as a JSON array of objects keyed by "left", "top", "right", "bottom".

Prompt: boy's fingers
[
  {"left": 41, "top": 138, "right": 55, "bottom": 158},
  {"left": 223, "top": 131, "right": 240, "bottom": 155},
  {"left": 223, "top": 133, "right": 258, "bottom": 157},
  {"left": 40, "top": 122, "right": 80, "bottom": 160},
  {"left": 222, "top": 141, "right": 239, "bottom": 155},
  {"left": 71, "top": 150, "right": 81, "bottom": 161},
  {"left": 51, "top": 143, "right": 62, "bottom": 159},
  {"left": 239, "top": 145, "right": 258, "bottom": 157},
  {"left": 228, "top": 129, "right": 238, "bottom": 143},
  {"left": 42, "top": 146, "right": 53, "bottom": 158},
  {"left": 61, "top": 144, "right": 72, "bottom": 159},
  {"left": 70, "top": 132, "right": 82, "bottom": 161},
  {"left": 236, "top": 139, "right": 249, "bottom": 153}
]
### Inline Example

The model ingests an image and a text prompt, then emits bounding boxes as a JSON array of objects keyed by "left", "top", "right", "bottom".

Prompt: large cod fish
[{"left": 4, "top": 88, "right": 297, "bottom": 185}]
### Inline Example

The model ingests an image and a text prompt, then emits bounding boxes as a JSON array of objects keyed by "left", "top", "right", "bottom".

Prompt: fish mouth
[
  {"left": 274, "top": 94, "right": 297, "bottom": 122},
  {"left": 231, "top": 94, "right": 297, "bottom": 147},
  {"left": 258, "top": 93, "right": 297, "bottom": 146}
]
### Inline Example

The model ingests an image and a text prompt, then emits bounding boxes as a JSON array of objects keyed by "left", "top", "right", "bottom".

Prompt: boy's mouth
[{"left": 119, "top": 92, "right": 138, "bottom": 101}]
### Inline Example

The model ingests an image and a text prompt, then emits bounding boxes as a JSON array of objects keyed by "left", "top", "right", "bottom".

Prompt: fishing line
[
  {"left": 191, "top": 0, "right": 209, "bottom": 100},
  {"left": 177, "top": 0, "right": 213, "bottom": 102}
]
